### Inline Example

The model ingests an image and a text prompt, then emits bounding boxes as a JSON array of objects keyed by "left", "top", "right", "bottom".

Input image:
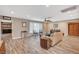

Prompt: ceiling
[{"left": 0, "top": 5, "right": 79, "bottom": 22}]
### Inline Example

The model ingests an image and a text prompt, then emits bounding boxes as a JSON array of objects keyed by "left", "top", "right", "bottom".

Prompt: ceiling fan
[
  {"left": 61, "top": 5, "right": 78, "bottom": 13},
  {"left": 44, "top": 17, "right": 53, "bottom": 22}
]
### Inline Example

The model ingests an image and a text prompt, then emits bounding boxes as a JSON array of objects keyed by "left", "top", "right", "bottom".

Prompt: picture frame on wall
[{"left": 53, "top": 24, "right": 58, "bottom": 28}]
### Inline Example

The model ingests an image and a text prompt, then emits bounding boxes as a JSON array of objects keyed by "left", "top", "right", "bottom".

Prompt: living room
[{"left": 0, "top": 5, "right": 79, "bottom": 54}]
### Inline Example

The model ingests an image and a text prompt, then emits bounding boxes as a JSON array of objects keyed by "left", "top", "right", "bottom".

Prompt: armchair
[{"left": 50, "top": 32, "right": 64, "bottom": 46}]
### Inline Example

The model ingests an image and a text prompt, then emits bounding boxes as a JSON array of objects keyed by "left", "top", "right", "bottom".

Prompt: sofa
[
  {"left": 50, "top": 32, "right": 64, "bottom": 46},
  {"left": 0, "top": 40, "right": 6, "bottom": 54},
  {"left": 40, "top": 32, "right": 64, "bottom": 49}
]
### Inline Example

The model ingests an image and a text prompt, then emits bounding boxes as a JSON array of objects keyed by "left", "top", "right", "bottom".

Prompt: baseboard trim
[{"left": 12, "top": 37, "right": 21, "bottom": 39}]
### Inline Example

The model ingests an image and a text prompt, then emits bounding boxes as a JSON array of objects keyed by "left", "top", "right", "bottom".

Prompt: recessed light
[
  {"left": 11, "top": 11, "right": 14, "bottom": 14},
  {"left": 46, "top": 5, "right": 50, "bottom": 7}
]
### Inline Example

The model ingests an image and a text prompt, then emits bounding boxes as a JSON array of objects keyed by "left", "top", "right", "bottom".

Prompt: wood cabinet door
[
  {"left": 74, "top": 23, "right": 79, "bottom": 36},
  {"left": 68, "top": 23, "right": 79, "bottom": 36},
  {"left": 68, "top": 23, "right": 74, "bottom": 35}
]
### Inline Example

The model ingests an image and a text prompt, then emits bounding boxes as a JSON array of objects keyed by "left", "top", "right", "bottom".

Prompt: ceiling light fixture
[
  {"left": 46, "top": 5, "right": 50, "bottom": 7},
  {"left": 11, "top": 11, "right": 14, "bottom": 14},
  {"left": 27, "top": 15, "right": 30, "bottom": 18}
]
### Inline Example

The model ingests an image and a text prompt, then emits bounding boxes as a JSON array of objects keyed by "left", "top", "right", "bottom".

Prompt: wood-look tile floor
[{"left": 2, "top": 34, "right": 79, "bottom": 54}]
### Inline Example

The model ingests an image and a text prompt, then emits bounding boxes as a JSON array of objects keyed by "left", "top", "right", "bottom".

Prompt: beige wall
[
  {"left": 54, "top": 19, "right": 79, "bottom": 36},
  {"left": 49, "top": 22, "right": 54, "bottom": 30},
  {"left": 0, "top": 19, "right": 1, "bottom": 40},
  {"left": 12, "top": 18, "right": 29, "bottom": 39},
  {"left": 12, "top": 18, "right": 21, "bottom": 39},
  {"left": 0, "top": 17, "right": 29, "bottom": 40},
  {"left": 57, "top": 22, "right": 68, "bottom": 36},
  {"left": 43, "top": 21, "right": 53, "bottom": 32},
  {"left": 21, "top": 20, "right": 29, "bottom": 32}
]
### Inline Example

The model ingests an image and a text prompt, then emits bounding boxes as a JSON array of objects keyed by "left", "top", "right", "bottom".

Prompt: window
[{"left": 29, "top": 22, "right": 43, "bottom": 34}]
